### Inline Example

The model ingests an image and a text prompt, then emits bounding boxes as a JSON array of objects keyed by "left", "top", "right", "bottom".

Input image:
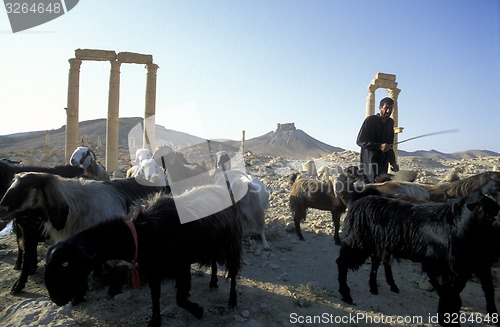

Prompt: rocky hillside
[
  {"left": 0, "top": 118, "right": 498, "bottom": 160},
  {"left": 1, "top": 147, "right": 500, "bottom": 326},
  {"left": 239, "top": 123, "right": 344, "bottom": 159}
]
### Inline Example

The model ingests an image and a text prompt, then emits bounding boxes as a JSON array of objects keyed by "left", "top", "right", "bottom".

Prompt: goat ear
[
  {"left": 466, "top": 188, "right": 500, "bottom": 218},
  {"left": 480, "top": 196, "right": 500, "bottom": 218},
  {"left": 466, "top": 188, "right": 483, "bottom": 211},
  {"left": 479, "top": 180, "right": 500, "bottom": 217},
  {"left": 42, "top": 178, "right": 69, "bottom": 231}
]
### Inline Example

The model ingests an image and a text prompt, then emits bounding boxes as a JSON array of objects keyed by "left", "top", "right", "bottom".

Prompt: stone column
[
  {"left": 106, "top": 60, "right": 121, "bottom": 172},
  {"left": 387, "top": 87, "right": 402, "bottom": 156},
  {"left": 65, "top": 58, "right": 82, "bottom": 163},
  {"left": 241, "top": 130, "right": 246, "bottom": 154},
  {"left": 144, "top": 63, "right": 158, "bottom": 151},
  {"left": 366, "top": 85, "right": 377, "bottom": 117}
]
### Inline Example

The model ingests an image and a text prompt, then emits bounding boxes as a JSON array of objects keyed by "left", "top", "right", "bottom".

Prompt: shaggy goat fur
[
  {"left": 45, "top": 185, "right": 243, "bottom": 327},
  {"left": 363, "top": 180, "right": 431, "bottom": 202},
  {"left": 0, "top": 172, "right": 165, "bottom": 297},
  {"left": 0, "top": 173, "right": 165, "bottom": 243},
  {"left": 289, "top": 172, "right": 359, "bottom": 244},
  {"left": 0, "top": 160, "right": 85, "bottom": 294},
  {"left": 445, "top": 171, "right": 500, "bottom": 199},
  {"left": 336, "top": 180, "right": 500, "bottom": 326},
  {"left": 215, "top": 169, "right": 270, "bottom": 249}
]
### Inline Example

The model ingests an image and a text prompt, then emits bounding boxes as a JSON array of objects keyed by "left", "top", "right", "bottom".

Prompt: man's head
[{"left": 379, "top": 97, "right": 394, "bottom": 120}]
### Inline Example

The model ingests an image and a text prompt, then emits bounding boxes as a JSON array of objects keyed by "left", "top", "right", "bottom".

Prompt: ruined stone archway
[
  {"left": 365, "top": 72, "right": 403, "bottom": 156},
  {"left": 65, "top": 49, "right": 158, "bottom": 172}
]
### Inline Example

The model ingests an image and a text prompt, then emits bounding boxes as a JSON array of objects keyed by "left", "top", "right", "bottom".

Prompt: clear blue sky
[{"left": 1, "top": 0, "right": 499, "bottom": 153}]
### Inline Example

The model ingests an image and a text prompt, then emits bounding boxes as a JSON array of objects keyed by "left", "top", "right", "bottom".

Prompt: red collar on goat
[{"left": 125, "top": 220, "right": 140, "bottom": 289}]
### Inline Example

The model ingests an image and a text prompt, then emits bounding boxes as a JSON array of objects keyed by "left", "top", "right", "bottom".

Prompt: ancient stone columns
[
  {"left": 144, "top": 63, "right": 159, "bottom": 152},
  {"left": 106, "top": 60, "right": 121, "bottom": 171},
  {"left": 64, "top": 49, "right": 158, "bottom": 172},
  {"left": 65, "top": 58, "right": 82, "bottom": 161},
  {"left": 365, "top": 72, "right": 403, "bottom": 156}
]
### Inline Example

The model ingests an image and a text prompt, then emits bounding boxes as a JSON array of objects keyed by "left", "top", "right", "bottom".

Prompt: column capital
[
  {"left": 68, "top": 58, "right": 82, "bottom": 67},
  {"left": 109, "top": 60, "right": 122, "bottom": 69},
  {"left": 387, "top": 87, "right": 401, "bottom": 99},
  {"left": 368, "top": 84, "right": 377, "bottom": 93},
  {"left": 145, "top": 63, "right": 159, "bottom": 71}
]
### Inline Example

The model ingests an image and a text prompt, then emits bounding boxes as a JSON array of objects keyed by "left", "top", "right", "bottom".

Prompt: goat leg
[
  {"left": 336, "top": 252, "right": 354, "bottom": 304},
  {"left": 474, "top": 267, "right": 498, "bottom": 316},
  {"left": 10, "top": 240, "right": 38, "bottom": 294},
  {"left": 292, "top": 208, "right": 306, "bottom": 241},
  {"left": 227, "top": 261, "right": 239, "bottom": 309},
  {"left": 148, "top": 277, "right": 162, "bottom": 327},
  {"left": 175, "top": 264, "right": 203, "bottom": 320},
  {"left": 11, "top": 218, "right": 42, "bottom": 294},
  {"left": 209, "top": 260, "right": 218, "bottom": 289},
  {"left": 384, "top": 261, "right": 399, "bottom": 293},
  {"left": 11, "top": 241, "right": 38, "bottom": 294},
  {"left": 369, "top": 256, "right": 381, "bottom": 295},
  {"left": 330, "top": 208, "right": 343, "bottom": 245}
]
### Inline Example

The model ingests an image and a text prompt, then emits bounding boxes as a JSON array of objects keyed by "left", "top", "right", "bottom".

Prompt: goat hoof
[
  {"left": 339, "top": 287, "right": 354, "bottom": 304},
  {"left": 370, "top": 288, "right": 378, "bottom": 295},
  {"left": 390, "top": 286, "right": 400, "bottom": 293},
  {"left": 147, "top": 316, "right": 161, "bottom": 327},
  {"left": 209, "top": 278, "right": 219, "bottom": 290},
  {"left": 298, "top": 236, "right": 305, "bottom": 241},
  {"left": 192, "top": 306, "right": 204, "bottom": 320},
  {"left": 228, "top": 296, "right": 237, "bottom": 309},
  {"left": 10, "top": 281, "right": 25, "bottom": 295},
  {"left": 334, "top": 239, "right": 341, "bottom": 246},
  {"left": 340, "top": 292, "right": 354, "bottom": 305}
]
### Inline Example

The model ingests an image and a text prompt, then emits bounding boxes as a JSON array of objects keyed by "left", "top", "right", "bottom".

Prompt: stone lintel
[
  {"left": 372, "top": 79, "right": 398, "bottom": 89},
  {"left": 375, "top": 72, "right": 396, "bottom": 81},
  {"left": 117, "top": 52, "right": 153, "bottom": 64},
  {"left": 75, "top": 49, "right": 117, "bottom": 61}
]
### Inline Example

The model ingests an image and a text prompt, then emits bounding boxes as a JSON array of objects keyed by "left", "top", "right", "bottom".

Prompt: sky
[{"left": 0, "top": 0, "right": 499, "bottom": 154}]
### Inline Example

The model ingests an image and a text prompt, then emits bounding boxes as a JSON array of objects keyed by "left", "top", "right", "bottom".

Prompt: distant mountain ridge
[
  {"left": 238, "top": 123, "right": 344, "bottom": 158},
  {"left": 398, "top": 149, "right": 500, "bottom": 160},
  {"left": 0, "top": 118, "right": 498, "bottom": 160}
]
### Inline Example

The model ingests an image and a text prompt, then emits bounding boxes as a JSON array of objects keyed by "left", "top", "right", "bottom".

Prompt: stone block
[
  {"left": 375, "top": 72, "right": 396, "bottom": 81},
  {"left": 117, "top": 52, "right": 153, "bottom": 64},
  {"left": 75, "top": 49, "right": 117, "bottom": 61}
]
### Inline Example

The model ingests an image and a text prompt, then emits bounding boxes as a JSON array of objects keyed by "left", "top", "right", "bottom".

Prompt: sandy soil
[{"left": 1, "top": 152, "right": 500, "bottom": 327}]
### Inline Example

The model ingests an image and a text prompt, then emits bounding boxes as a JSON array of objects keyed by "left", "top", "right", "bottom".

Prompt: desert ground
[{"left": 1, "top": 146, "right": 500, "bottom": 327}]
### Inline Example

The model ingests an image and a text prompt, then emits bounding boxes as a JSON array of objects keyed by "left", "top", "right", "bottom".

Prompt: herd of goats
[{"left": 0, "top": 145, "right": 499, "bottom": 327}]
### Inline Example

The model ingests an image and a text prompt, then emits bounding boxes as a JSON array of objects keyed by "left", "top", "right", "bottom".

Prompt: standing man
[{"left": 356, "top": 97, "right": 399, "bottom": 183}]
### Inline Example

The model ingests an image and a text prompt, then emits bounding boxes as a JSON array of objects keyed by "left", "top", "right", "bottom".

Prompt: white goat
[
  {"left": 126, "top": 148, "right": 154, "bottom": 178},
  {"left": 215, "top": 169, "right": 270, "bottom": 250},
  {"left": 134, "top": 158, "right": 168, "bottom": 187},
  {"left": 70, "top": 147, "right": 109, "bottom": 181}
]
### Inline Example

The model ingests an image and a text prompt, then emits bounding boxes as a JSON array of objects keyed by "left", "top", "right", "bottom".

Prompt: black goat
[
  {"left": 336, "top": 180, "right": 500, "bottom": 326},
  {"left": 45, "top": 185, "right": 243, "bottom": 327},
  {"left": 0, "top": 159, "right": 85, "bottom": 294},
  {"left": 0, "top": 172, "right": 164, "bottom": 295}
]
